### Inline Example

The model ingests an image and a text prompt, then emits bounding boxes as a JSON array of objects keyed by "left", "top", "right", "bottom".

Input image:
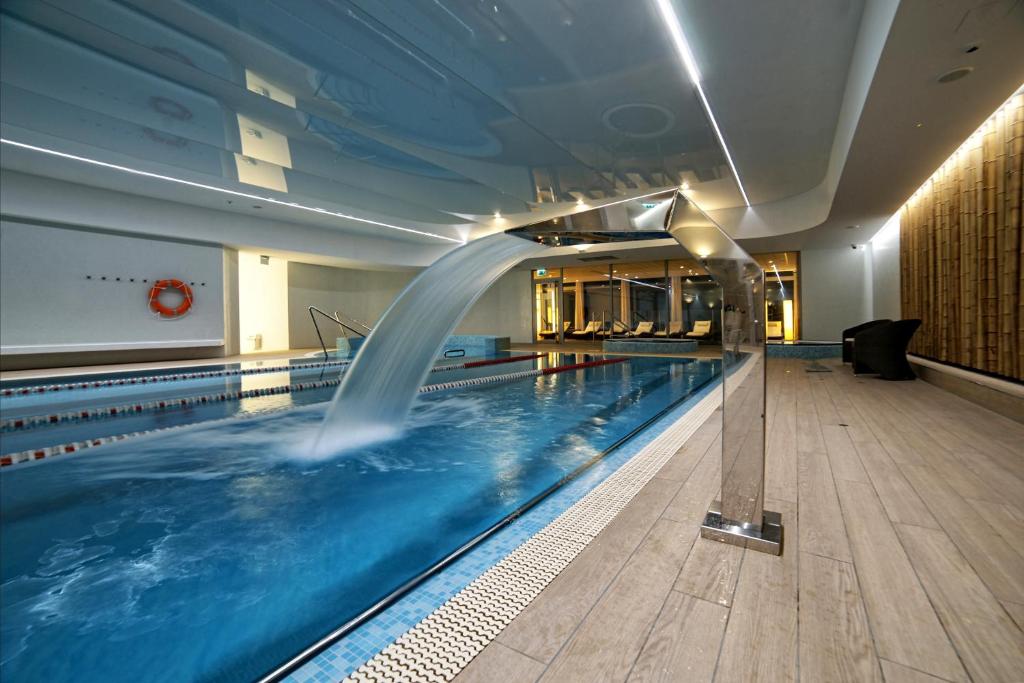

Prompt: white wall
[
  {"left": 799, "top": 245, "right": 873, "bottom": 341},
  {"left": 287, "top": 262, "right": 416, "bottom": 349},
  {"left": 0, "top": 170, "right": 450, "bottom": 269},
  {"left": 456, "top": 269, "right": 532, "bottom": 342},
  {"left": 287, "top": 263, "right": 533, "bottom": 349},
  {"left": 869, "top": 215, "right": 902, "bottom": 321},
  {"left": 0, "top": 220, "right": 225, "bottom": 354},
  {"left": 238, "top": 252, "right": 289, "bottom": 352}
]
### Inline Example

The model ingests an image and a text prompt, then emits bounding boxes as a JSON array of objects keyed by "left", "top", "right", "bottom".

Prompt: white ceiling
[
  {"left": 739, "top": 0, "right": 1024, "bottom": 251},
  {"left": 1, "top": 0, "right": 1022, "bottom": 260},
  {"left": 676, "top": 0, "right": 866, "bottom": 206}
]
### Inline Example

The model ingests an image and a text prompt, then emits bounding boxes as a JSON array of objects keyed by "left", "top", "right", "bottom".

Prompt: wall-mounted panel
[{"left": 0, "top": 220, "right": 225, "bottom": 354}]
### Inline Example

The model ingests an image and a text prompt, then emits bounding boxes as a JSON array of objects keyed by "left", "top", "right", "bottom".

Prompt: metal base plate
[{"left": 700, "top": 501, "right": 784, "bottom": 555}]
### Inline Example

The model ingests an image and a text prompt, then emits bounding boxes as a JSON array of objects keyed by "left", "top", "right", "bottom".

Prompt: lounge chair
[
  {"left": 600, "top": 321, "right": 631, "bottom": 338},
  {"left": 842, "top": 319, "right": 891, "bottom": 363},
  {"left": 685, "top": 320, "right": 712, "bottom": 340},
  {"left": 628, "top": 321, "right": 655, "bottom": 338},
  {"left": 569, "top": 320, "right": 601, "bottom": 339},
  {"left": 539, "top": 321, "right": 570, "bottom": 340},
  {"left": 766, "top": 321, "right": 783, "bottom": 339},
  {"left": 852, "top": 319, "right": 921, "bottom": 380},
  {"left": 654, "top": 321, "right": 683, "bottom": 338}
]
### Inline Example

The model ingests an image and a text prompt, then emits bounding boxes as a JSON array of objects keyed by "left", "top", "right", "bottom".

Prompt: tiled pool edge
[{"left": 284, "top": 356, "right": 753, "bottom": 683}]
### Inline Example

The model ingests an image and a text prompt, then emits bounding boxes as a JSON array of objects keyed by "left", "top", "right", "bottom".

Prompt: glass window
[
  {"left": 563, "top": 265, "right": 614, "bottom": 335},
  {"left": 753, "top": 252, "right": 799, "bottom": 340},
  {"left": 614, "top": 261, "right": 668, "bottom": 334},
  {"left": 668, "top": 259, "right": 718, "bottom": 341},
  {"left": 532, "top": 252, "right": 799, "bottom": 344}
]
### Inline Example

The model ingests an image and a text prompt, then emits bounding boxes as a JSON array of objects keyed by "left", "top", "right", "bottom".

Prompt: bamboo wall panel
[{"left": 900, "top": 90, "right": 1023, "bottom": 380}]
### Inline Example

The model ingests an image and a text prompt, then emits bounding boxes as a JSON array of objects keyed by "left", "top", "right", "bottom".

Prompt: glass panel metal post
[
  {"left": 667, "top": 197, "right": 781, "bottom": 555},
  {"left": 507, "top": 189, "right": 782, "bottom": 555}
]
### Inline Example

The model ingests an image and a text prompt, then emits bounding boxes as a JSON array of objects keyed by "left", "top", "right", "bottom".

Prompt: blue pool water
[
  {"left": 0, "top": 355, "right": 719, "bottom": 682},
  {"left": 0, "top": 354, "right": 543, "bottom": 455}
]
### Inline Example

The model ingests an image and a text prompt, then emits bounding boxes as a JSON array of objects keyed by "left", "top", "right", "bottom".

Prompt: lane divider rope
[
  {"left": 1, "top": 355, "right": 547, "bottom": 432},
  {"left": 0, "top": 356, "right": 620, "bottom": 468},
  {"left": 0, "top": 353, "right": 546, "bottom": 397},
  {"left": 0, "top": 360, "right": 353, "bottom": 396}
]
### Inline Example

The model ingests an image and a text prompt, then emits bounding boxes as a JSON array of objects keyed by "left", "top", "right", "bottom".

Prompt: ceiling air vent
[{"left": 577, "top": 255, "right": 619, "bottom": 262}]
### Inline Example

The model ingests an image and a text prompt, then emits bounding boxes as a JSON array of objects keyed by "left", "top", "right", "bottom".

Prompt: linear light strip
[
  {"left": 653, "top": 0, "right": 751, "bottom": 207},
  {"left": 0, "top": 138, "right": 464, "bottom": 243},
  {"left": 905, "top": 83, "right": 1023, "bottom": 206},
  {"left": 873, "top": 84, "right": 1022, "bottom": 243},
  {"left": 693, "top": 88, "right": 751, "bottom": 206},
  {"left": 771, "top": 263, "right": 786, "bottom": 294},
  {"left": 614, "top": 276, "right": 665, "bottom": 290}
]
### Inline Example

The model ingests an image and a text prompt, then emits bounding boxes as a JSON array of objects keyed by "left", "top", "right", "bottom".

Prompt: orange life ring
[{"left": 148, "top": 279, "right": 193, "bottom": 318}]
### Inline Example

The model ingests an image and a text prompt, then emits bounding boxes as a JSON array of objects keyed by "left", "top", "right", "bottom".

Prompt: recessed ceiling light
[
  {"left": 937, "top": 67, "right": 973, "bottom": 84},
  {"left": 914, "top": 122, "right": 924, "bottom": 128}
]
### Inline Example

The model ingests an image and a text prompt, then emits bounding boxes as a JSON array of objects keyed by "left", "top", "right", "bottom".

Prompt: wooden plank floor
[{"left": 454, "top": 358, "right": 1024, "bottom": 683}]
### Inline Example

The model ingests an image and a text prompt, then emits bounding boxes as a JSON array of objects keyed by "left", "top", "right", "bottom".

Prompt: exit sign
[
  {"left": 536, "top": 268, "right": 547, "bottom": 276},
  {"left": 641, "top": 202, "right": 657, "bottom": 209}
]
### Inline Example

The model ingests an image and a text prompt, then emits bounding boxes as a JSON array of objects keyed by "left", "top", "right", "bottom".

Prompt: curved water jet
[{"left": 310, "top": 233, "right": 545, "bottom": 458}]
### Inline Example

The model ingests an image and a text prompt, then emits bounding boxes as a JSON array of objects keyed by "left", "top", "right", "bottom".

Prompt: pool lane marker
[
  {"left": 0, "top": 355, "right": 615, "bottom": 467},
  {"left": 0, "top": 353, "right": 546, "bottom": 397},
  {"left": 1, "top": 355, "right": 548, "bottom": 432},
  {"left": 0, "top": 360, "right": 352, "bottom": 396},
  {"left": 334, "top": 356, "right": 757, "bottom": 683}
]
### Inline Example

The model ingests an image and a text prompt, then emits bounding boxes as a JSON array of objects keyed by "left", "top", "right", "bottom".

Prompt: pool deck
[{"left": 452, "top": 357, "right": 1024, "bottom": 683}]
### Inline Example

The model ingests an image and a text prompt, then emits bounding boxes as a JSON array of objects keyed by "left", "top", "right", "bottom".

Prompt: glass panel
[
  {"left": 615, "top": 261, "right": 668, "bottom": 334},
  {"left": 754, "top": 252, "right": 799, "bottom": 341},
  {"left": 668, "top": 258, "right": 718, "bottom": 341},
  {"left": 509, "top": 190, "right": 776, "bottom": 546},
  {"left": 668, "top": 198, "right": 766, "bottom": 530},
  {"left": 533, "top": 279, "right": 561, "bottom": 342},
  {"left": 563, "top": 265, "right": 615, "bottom": 338}
]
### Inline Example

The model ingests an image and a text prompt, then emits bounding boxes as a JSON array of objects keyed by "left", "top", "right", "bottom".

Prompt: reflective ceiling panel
[{"left": 0, "top": 0, "right": 744, "bottom": 242}]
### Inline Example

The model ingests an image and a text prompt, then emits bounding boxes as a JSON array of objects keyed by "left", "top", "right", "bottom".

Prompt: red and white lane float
[
  {"left": 2, "top": 355, "right": 550, "bottom": 431},
  {"left": 1, "top": 354, "right": 547, "bottom": 397}
]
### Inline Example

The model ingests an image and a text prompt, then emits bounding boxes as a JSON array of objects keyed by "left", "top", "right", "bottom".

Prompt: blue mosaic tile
[
  {"left": 442, "top": 334, "right": 510, "bottom": 357},
  {"left": 283, "top": 376, "right": 721, "bottom": 683}
]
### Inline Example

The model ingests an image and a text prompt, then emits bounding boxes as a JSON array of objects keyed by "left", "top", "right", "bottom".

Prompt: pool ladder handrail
[
  {"left": 334, "top": 311, "right": 372, "bottom": 335},
  {"left": 308, "top": 306, "right": 370, "bottom": 361}
]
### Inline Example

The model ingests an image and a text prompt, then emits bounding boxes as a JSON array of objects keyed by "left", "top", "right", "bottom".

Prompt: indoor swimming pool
[
  {"left": 0, "top": 354, "right": 720, "bottom": 683},
  {"left": 0, "top": 353, "right": 544, "bottom": 460}
]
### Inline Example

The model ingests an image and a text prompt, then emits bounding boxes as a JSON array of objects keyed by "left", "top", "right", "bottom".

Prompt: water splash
[{"left": 310, "top": 233, "right": 545, "bottom": 459}]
